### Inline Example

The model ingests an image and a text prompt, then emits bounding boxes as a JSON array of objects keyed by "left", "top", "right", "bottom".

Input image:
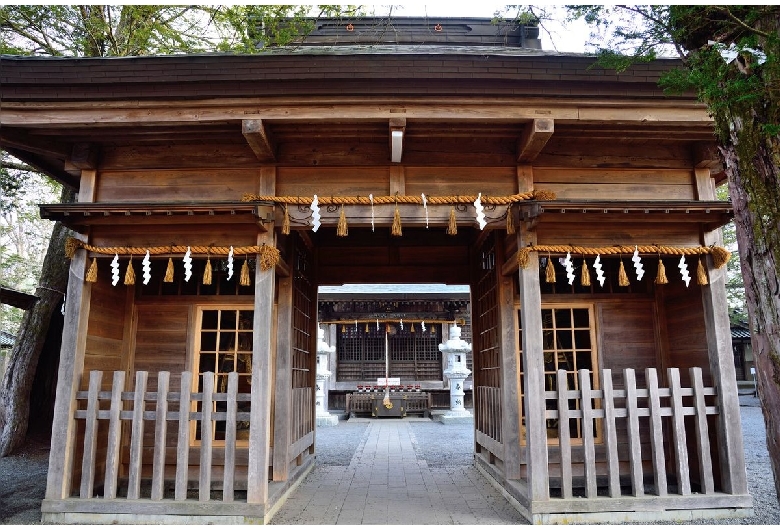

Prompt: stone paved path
[{"left": 269, "top": 418, "right": 527, "bottom": 525}]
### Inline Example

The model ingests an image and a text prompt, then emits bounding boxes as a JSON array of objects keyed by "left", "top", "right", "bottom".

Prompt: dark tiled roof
[{"left": 731, "top": 325, "right": 750, "bottom": 339}]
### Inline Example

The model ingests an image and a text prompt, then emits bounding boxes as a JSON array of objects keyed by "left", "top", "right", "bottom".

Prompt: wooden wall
[{"left": 659, "top": 281, "right": 711, "bottom": 386}]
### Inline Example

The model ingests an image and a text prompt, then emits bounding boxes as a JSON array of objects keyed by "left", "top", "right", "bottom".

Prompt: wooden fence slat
[
  {"left": 601, "top": 369, "right": 621, "bottom": 498},
  {"left": 127, "top": 371, "right": 148, "bottom": 500},
  {"left": 624, "top": 368, "right": 644, "bottom": 497},
  {"left": 199, "top": 372, "right": 214, "bottom": 502},
  {"left": 104, "top": 370, "right": 125, "bottom": 500},
  {"left": 151, "top": 371, "right": 170, "bottom": 501},
  {"left": 579, "top": 369, "right": 597, "bottom": 498},
  {"left": 556, "top": 370, "right": 573, "bottom": 499},
  {"left": 223, "top": 372, "right": 238, "bottom": 502},
  {"left": 175, "top": 371, "right": 193, "bottom": 501},
  {"left": 79, "top": 370, "right": 103, "bottom": 499},
  {"left": 646, "top": 368, "right": 668, "bottom": 496},
  {"left": 669, "top": 368, "right": 691, "bottom": 495},
  {"left": 691, "top": 367, "right": 715, "bottom": 494}
]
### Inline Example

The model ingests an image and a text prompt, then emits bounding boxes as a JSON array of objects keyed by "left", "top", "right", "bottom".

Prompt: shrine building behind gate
[{"left": 0, "top": 17, "right": 751, "bottom": 524}]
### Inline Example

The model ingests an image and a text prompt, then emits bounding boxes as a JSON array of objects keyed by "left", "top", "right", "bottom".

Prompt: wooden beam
[
  {"left": 68, "top": 143, "right": 99, "bottom": 171},
  {"left": 389, "top": 118, "right": 406, "bottom": 164},
  {"left": 242, "top": 119, "right": 276, "bottom": 162},
  {"left": 517, "top": 119, "right": 554, "bottom": 163},
  {"left": 1, "top": 100, "right": 714, "bottom": 126},
  {"left": 694, "top": 142, "right": 721, "bottom": 169}
]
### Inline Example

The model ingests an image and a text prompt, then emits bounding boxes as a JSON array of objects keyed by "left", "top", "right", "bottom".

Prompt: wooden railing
[
  {"left": 544, "top": 367, "right": 718, "bottom": 499},
  {"left": 74, "top": 370, "right": 252, "bottom": 503}
]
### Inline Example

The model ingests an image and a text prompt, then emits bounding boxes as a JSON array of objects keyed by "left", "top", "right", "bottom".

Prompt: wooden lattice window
[
  {"left": 336, "top": 324, "right": 442, "bottom": 381},
  {"left": 193, "top": 306, "right": 253, "bottom": 444},
  {"left": 518, "top": 304, "right": 601, "bottom": 444}
]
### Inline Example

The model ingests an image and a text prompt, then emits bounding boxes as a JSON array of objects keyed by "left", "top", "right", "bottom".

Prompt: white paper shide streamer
[
  {"left": 632, "top": 246, "right": 645, "bottom": 281},
  {"left": 311, "top": 194, "right": 321, "bottom": 232},
  {"left": 421, "top": 320, "right": 426, "bottom": 332},
  {"left": 227, "top": 246, "right": 234, "bottom": 280},
  {"left": 563, "top": 251, "right": 575, "bottom": 285},
  {"left": 183, "top": 246, "right": 192, "bottom": 282},
  {"left": 594, "top": 254, "right": 605, "bottom": 287},
  {"left": 370, "top": 193, "right": 375, "bottom": 232},
  {"left": 421, "top": 193, "right": 429, "bottom": 228},
  {"left": 111, "top": 253, "right": 120, "bottom": 286},
  {"left": 142, "top": 250, "right": 151, "bottom": 285},
  {"left": 679, "top": 255, "right": 691, "bottom": 287},
  {"left": 474, "top": 192, "right": 486, "bottom": 230}
]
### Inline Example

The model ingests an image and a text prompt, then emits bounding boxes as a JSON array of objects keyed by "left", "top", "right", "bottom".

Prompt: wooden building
[
  {"left": 0, "top": 17, "right": 750, "bottom": 524},
  {"left": 317, "top": 283, "right": 472, "bottom": 411}
]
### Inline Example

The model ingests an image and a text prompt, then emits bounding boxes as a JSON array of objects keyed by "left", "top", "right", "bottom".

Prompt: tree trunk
[
  {"left": 0, "top": 188, "right": 74, "bottom": 456},
  {"left": 723, "top": 114, "right": 780, "bottom": 501}
]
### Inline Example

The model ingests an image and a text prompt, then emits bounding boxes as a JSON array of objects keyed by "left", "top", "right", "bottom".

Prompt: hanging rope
[
  {"left": 516, "top": 244, "right": 731, "bottom": 270},
  {"left": 241, "top": 190, "right": 556, "bottom": 205},
  {"left": 65, "top": 237, "right": 280, "bottom": 271}
]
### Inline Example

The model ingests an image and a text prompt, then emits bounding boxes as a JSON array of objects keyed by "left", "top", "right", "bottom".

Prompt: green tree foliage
[{"left": 566, "top": 4, "right": 780, "bottom": 502}]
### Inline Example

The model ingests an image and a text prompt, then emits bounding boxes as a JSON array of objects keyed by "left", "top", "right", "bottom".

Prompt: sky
[{"left": 365, "top": 3, "right": 592, "bottom": 53}]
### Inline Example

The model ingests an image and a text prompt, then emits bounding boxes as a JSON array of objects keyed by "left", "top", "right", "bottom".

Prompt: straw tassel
[
  {"left": 336, "top": 204, "right": 348, "bottom": 237},
  {"left": 203, "top": 257, "right": 213, "bottom": 285},
  {"left": 618, "top": 259, "right": 630, "bottom": 287},
  {"left": 711, "top": 246, "right": 731, "bottom": 269},
  {"left": 505, "top": 206, "right": 515, "bottom": 234},
  {"left": 282, "top": 204, "right": 290, "bottom": 235},
  {"left": 517, "top": 248, "right": 531, "bottom": 269},
  {"left": 259, "top": 244, "right": 281, "bottom": 271},
  {"left": 164, "top": 258, "right": 174, "bottom": 282},
  {"left": 581, "top": 258, "right": 591, "bottom": 287},
  {"left": 545, "top": 256, "right": 556, "bottom": 283},
  {"left": 391, "top": 204, "right": 402, "bottom": 236},
  {"left": 656, "top": 258, "right": 668, "bottom": 284},
  {"left": 240, "top": 258, "right": 251, "bottom": 286},
  {"left": 697, "top": 257, "right": 708, "bottom": 285},
  {"left": 447, "top": 207, "right": 458, "bottom": 235},
  {"left": 124, "top": 258, "right": 136, "bottom": 285},
  {"left": 86, "top": 258, "right": 98, "bottom": 283}
]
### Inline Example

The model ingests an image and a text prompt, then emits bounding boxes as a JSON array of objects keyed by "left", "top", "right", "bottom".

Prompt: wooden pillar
[
  {"left": 695, "top": 168, "right": 748, "bottom": 494},
  {"left": 518, "top": 231, "right": 549, "bottom": 500},
  {"left": 248, "top": 167, "right": 276, "bottom": 505},
  {"left": 498, "top": 235, "right": 522, "bottom": 480},
  {"left": 45, "top": 169, "right": 96, "bottom": 500},
  {"left": 272, "top": 274, "right": 293, "bottom": 481}
]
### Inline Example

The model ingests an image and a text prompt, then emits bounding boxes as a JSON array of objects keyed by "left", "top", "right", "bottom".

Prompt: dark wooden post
[
  {"left": 518, "top": 228, "right": 549, "bottom": 500},
  {"left": 498, "top": 234, "right": 522, "bottom": 480},
  {"left": 45, "top": 169, "right": 96, "bottom": 500},
  {"left": 695, "top": 168, "right": 748, "bottom": 494},
  {"left": 272, "top": 274, "right": 294, "bottom": 481},
  {"left": 248, "top": 168, "right": 277, "bottom": 505}
]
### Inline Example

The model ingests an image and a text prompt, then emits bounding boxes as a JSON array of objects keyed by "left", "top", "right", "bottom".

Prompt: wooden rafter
[
  {"left": 242, "top": 119, "right": 276, "bottom": 162},
  {"left": 517, "top": 118, "right": 554, "bottom": 163}
]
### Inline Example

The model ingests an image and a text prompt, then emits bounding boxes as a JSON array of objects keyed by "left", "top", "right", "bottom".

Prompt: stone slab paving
[{"left": 269, "top": 418, "right": 527, "bottom": 525}]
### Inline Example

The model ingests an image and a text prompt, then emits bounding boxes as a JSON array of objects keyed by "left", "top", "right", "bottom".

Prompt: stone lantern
[
  {"left": 316, "top": 327, "right": 338, "bottom": 427},
  {"left": 439, "top": 323, "right": 473, "bottom": 423}
]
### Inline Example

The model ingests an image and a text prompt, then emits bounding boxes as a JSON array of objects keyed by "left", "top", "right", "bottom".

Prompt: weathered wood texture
[
  {"left": 71, "top": 370, "right": 253, "bottom": 502},
  {"left": 89, "top": 225, "right": 259, "bottom": 250},
  {"left": 95, "top": 169, "right": 260, "bottom": 202},
  {"left": 546, "top": 367, "right": 720, "bottom": 502},
  {"left": 660, "top": 282, "right": 710, "bottom": 386}
]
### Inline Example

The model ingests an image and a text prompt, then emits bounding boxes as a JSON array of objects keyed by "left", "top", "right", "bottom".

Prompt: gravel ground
[{"left": 1, "top": 397, "right": 778, "bottom": 524}]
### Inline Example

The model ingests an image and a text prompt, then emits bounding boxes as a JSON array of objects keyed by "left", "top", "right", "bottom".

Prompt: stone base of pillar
[
  {"left": 438, "top": 410, "right": 473, "bottom": 424},
  {"left": 316, "top": 414, "right": 339, "bottom": 427}
]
